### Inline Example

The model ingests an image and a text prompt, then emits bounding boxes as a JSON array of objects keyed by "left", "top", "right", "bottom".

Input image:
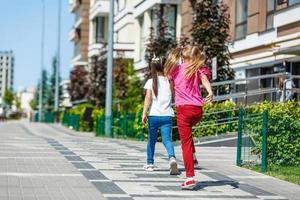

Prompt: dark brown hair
[{"left": 151, "top": 57, "right": 166, "bottom": 97}]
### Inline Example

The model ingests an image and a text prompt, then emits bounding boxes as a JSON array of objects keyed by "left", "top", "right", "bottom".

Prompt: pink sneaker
[{"left": 181, "top": 178, "right": 197, "bottom": 190}]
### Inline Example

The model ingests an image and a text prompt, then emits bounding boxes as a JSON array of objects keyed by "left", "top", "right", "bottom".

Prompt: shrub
[{"left": 247, "top": 101, "right": 300, "bottom": 166}]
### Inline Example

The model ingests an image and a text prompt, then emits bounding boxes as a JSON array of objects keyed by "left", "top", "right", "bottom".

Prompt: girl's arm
[
  {"left": 169, "top": 80, "right": 175, "bottom": 103},
  {"left": 142, "top": 89, "right": 152, "bottom": 124},
  {"left": 201, "top": 75, "right": 213, "bottom": 103}
]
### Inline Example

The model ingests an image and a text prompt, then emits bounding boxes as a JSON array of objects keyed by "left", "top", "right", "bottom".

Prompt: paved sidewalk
[{"left": 0, "top": 121, "right": 299, "bottom": 200}]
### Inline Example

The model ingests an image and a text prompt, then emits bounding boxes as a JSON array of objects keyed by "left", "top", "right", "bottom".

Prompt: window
[
  {"left": 235, "top": 0, "right": 248, "bottom": 40},
  {"left": 266, "top": 0, "right": 276, "bottom": 30},
  {"left": 164, "top": 5, "right": 177, "bottom": 37},
  {"left": 139, "top": 16, "right": 145, "bottom": 60},
  {"left": 289, "top": 0, "right": 300, "bottom": 5},
  {"left": 93, "top": 16, "right": 105, "bottom": 43},
  {"left": 151, "top": 5, "right": 177, "bottom": 38}
]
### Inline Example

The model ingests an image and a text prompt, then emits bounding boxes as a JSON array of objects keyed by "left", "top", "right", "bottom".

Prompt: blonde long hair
[{"left": 165, "top": 45, "right": 205, "bottom": 79}]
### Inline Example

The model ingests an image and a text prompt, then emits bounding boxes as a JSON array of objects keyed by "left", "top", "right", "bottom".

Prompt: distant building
[
  {"left": 18, "top": 87, "right": 35, "bottom": 118},
  {"left": 0, "top": 51, "right": 14, "bottom": 106},
  {"left": 60, "top": 80, "right": 72, "bottom": 108},
  {"left": 69, "top": 0, "right": 90, "bottom": 69}
]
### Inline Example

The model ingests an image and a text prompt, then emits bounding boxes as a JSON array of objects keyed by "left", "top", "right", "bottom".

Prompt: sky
[{"left": 0, "top": 0, "right": 73, "bottom": 91}]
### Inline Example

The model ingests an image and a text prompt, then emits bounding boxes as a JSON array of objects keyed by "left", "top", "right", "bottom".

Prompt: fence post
[
  {"left": 227, "top": 110, "right": 232, "bottom": 133},
  {"left": 236, "top": 108, "right": 244, "bottom": 166},
  {"left": 123, "top": 112, "right": 128, "bottom": 139},
  {"left": 261, "top": 110, "right": 268, "bottom": 173}
]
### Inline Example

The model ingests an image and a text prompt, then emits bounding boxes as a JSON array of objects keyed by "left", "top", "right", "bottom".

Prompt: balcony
[
  {"left": 274, "top": 3, "right": 300, "bottom": 28},
  {"left": 69, "top": 0, "right": 80, "bottom": 13},
  {"left": 74, "top": 6, "right": 82, "bottom": 28},
  {"left": 88, "top": 43, "right": 106, "bottom": 58},
  {"left": 133, "top": 0, "right": 181, "bottom": 17},
  {"left": 90, "top": 0, "right": 109, "bottom": 20}
]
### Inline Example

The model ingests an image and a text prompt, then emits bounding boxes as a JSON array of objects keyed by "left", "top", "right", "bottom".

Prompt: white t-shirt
[{"left": 144, "top": 76, "right": 174, "bottom": 116}]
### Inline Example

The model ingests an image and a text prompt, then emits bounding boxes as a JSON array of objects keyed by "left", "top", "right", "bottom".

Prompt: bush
[
  {"left": 247, "top": 101, "right": 300, "bottom": 166},
  {"left": 65, "top": 103, "right": 104, "bottom": 132}
]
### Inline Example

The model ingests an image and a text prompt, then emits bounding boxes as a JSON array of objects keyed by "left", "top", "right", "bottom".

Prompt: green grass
[{"left": 246, "top": 164, "right": 300, "bottom": 185}]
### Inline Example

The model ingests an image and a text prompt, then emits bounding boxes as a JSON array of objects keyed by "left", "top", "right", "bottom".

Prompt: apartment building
[
  {"left": 227, "top": 0, "right": 300, "bottom": 102},
  {"left": 181, "top": 0, "right": 300, "bottom": 103},
  {"left": 0, "top": 51, "right": 14, "bottom": 104},
  {"left": 132, "top": 0, "right": 182, "bottom": 70},
  {"left": 86, "top": 0, "right": 182, "bottom": 70},
  {"left": 114, "top": 0, "right": 136, "bottom": 58},
  {"left": 69, "top": 0, "right": 90, "bottom": 69},
  {"left": 88, "top": 0, "right": 109, "bottom": 59}
]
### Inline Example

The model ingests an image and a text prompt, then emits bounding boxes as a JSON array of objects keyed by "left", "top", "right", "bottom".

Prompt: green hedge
[
  {"left": 247, "top": 101, "right": 300, "bottom": 166},
  {"left": 64, "top": 103, "right": 104, "bottom": 132}
]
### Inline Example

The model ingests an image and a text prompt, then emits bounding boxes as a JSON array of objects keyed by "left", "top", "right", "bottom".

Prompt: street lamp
[
  {"left": 105, "top": 0, "right": 114, "bottom": 137},
  {"left": 55, "top": 0, "right": 61, "bottom": 114},
  {"left": 38, "top": 0, "right": 45, "bottom": 122}
]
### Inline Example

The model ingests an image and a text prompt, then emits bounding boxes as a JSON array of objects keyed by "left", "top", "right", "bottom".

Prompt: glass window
[
  {"left": 164, "top": 5, "right": 177, "bottom": 37},
  {"left": 289, "top": 0, "right": 300, "bottom": 5},
  {"left": 235, "top": 0, "right": 248, "bottom": 40},
  {"left": 94, "top": 16, "right": 105, "bottom": 43},
  {"left": 151, "top": 5, "right": 177, "bottom": 38},
  {"left": 266, "top": 0, "right": 275, "bottom": 30},
  {"left": 139, "top": 16, "right": 145, "bottom": 60}
]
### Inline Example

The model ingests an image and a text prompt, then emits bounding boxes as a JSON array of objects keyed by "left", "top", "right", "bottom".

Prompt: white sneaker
[
  {"left": 143, "top": 164, "right": 155, "bottom": 172},
  {"left": 169, "top": 157, "right": 179, "bottom": 175}
]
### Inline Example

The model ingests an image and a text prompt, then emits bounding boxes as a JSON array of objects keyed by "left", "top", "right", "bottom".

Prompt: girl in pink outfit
[{"left": 165, "top": 45, "right": 213, "bottom": 189}]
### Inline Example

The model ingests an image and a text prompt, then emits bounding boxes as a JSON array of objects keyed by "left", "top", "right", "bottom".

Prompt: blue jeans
[{"left": 147, "top": 116, "right": 175, "bottom": 165}]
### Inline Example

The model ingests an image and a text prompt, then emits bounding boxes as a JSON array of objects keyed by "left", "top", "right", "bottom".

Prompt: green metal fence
[
  {"left": 44, "top": 112, "right": 55, "bottom": 123},
  {"left": 95, "top": 112, "right": 144, "bottom": 140},
  {"left": 236, "top": 108, "right": 268, "bottom": 172},
  {"left": 62, "top": 113, "right": 80, "bottom": 131},
  {"left": 191, "top": 108, "right": 239, "bottom": 136}
]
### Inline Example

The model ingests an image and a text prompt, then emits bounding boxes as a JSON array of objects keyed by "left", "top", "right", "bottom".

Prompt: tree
[
  {"left": 145, "top": 4, "right": 177, "bottom": 80},
  {"left": 189, "top": 0, "right": 234, "bottom": 82},
  {"left": 122, "top": 61, "right": 143, "bottom": 112},
  {"left": 31, "top": 69, "right": 51, "bottom": 110},
  {"left": 88, "top": 47, "right": 107, "bottom": 107},
  {"left": 69, "top": 66, "right": 89, "bottom": 102},
  {"left": 3, "top": 89, "right": 14, "bottom": 108},
  {"left": 113, "top": 54, "right": 129, "bottom": 100},
  {"left": 112, "top": 55, "right": 142, "bottom": 112},
  {"left": 14, "top": 95, "right": 21, "bottom": 111}
]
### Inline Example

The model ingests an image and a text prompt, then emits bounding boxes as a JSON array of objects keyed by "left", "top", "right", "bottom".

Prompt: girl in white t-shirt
[{"left": 142, "top": 57, "right": 178, "bottom": 175}]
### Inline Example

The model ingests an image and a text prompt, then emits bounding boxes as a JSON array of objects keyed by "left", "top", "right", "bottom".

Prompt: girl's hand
[
  {"left": 205, "top": 92, "right": 213, "bottom": 104},
  {"left": 142, "top": 113, "right": 148, "bottom": 124}
]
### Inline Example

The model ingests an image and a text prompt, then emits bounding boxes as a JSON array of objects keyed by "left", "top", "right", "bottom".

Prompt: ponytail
[{"left": 151, "top": 63, "right": 159, "bottom": 97}]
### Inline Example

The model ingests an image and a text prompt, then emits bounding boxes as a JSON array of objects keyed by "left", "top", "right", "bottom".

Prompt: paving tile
[{"left": 92, "top": 182, "right": 126, "bottom": 194}]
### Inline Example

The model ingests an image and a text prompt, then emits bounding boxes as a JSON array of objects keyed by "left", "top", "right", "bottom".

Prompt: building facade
[
  {"left": 0, "top": 51, "right": 14, "bottom": 104},
  {"left": 69, "top": 0, "right": 90, "bottom": 69},
  {"left": 88, "top": 0, "right": 109, "bottom": 59},
  {"left": 18, "top": 87, "right": 35, "bottom": 118},
  {"left": 132, "top": 0, "right": 182, "bottom": 70},
  {"left": 227, "top": 0, "right": 300, "bottom": 102},
  {"left": 69, "top": 0, "right": 300, "bottom": 103}
]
